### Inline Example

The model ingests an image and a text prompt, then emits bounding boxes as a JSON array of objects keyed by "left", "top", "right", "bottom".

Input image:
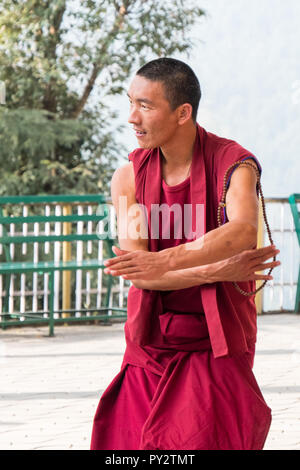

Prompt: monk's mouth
[{"left": 135, "top": 129, "right": 147, "bottom": 137}]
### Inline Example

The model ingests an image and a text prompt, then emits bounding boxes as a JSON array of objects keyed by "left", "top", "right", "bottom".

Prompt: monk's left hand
[{"left": 103, "top": 246, "right": 167, "bottom": 280}]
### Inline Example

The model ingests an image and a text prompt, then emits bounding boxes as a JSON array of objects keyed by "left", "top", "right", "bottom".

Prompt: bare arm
[
  {"left": 107, "top": 162, "right": 279, "bottom": 289},
  {"left": 112, "top": 244, "right": 279, "bottom": 290},
  {"left": 109, "top": 161, "right": 214, "bottom": 290},
  {"left": 161, "top": 164, "right": 260, "bottom": 271},
  {"left": 105, "top": 162, "right": 273, "bottom": 279}
]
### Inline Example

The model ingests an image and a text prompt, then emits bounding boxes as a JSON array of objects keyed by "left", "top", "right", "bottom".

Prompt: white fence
[
  {"left": 261, "top": 198, "right": 299, "bottom": 313},
  {"left": 0, "top": 201, "right": 129, "bottom": 321},
  {"left": 0, "top": 198, "right": 299, "bottom": 319}
]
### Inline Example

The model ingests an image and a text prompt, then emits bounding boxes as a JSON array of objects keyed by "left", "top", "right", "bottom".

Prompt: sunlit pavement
[{"left": 0, "top": 314, "right": 299, "bottom": 450}]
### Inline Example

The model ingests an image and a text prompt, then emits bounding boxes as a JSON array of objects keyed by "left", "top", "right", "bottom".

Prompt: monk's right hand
[{"left": 207, "top": 245, "right": 281, "bottom": 283}]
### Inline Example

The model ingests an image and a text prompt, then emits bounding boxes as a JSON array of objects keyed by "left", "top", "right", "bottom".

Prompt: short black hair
[{"left": 136, "top": 58, "right": 201, "bottom": 122}]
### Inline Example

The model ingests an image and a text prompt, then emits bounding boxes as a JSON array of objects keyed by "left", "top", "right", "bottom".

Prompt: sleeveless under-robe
[{"left": 158, "top": 174, "right": 205, "bottom": 315}]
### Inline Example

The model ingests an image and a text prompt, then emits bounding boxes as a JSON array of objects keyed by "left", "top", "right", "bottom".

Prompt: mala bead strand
[{"left": 217, "top": 160, "right": 276, "bottom": 297}]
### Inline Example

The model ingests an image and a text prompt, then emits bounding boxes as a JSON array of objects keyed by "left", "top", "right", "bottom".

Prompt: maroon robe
[{"left": 90, "top": 124, "right": 271, "bottom": 450}]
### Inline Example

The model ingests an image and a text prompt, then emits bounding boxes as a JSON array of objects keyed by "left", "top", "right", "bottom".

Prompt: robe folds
[{"left": 90, "top": 124, "right": 272, "bottom": 450}]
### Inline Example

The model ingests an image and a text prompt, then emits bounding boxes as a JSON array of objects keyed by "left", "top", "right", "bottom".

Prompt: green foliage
[{"left": 0, "top": 0, "right": 205, "bottom": 195}]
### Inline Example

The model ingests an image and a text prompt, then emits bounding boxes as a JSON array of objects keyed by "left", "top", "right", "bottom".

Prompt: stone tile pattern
[{"left": 0, "top": 314, "right": 299, "bottom": 450}]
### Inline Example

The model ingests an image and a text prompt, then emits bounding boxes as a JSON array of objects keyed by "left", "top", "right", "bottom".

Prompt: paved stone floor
[{"left": 0, "top": 313, "right": 299, "bottom": 450}]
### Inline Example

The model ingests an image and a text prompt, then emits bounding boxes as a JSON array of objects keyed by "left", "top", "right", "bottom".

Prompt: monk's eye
[{"left": 141, "top": 103, "right": 150, "bottom": 110}]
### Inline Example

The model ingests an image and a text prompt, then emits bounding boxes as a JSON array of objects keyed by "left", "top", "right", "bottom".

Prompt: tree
[{"left": 0, "top": 0, "right": 205, "bottom": 195}]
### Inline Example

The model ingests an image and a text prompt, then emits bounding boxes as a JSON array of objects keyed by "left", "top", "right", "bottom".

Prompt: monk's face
[{"left": 127, "top": 75, "right": 179, "bottom": 149}]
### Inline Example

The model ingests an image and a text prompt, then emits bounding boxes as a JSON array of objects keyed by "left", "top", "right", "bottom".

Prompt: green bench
[
  {"left": 0, "top": 195, "right": 127, "bottom": 335},
  {"left": 288, "top": 193, "right": 300, "bottom": 313}
]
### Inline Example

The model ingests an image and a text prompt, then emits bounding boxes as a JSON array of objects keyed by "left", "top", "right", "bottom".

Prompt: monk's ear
[{"left": 177, "top": 103, "right": 193, "bottom": 125}]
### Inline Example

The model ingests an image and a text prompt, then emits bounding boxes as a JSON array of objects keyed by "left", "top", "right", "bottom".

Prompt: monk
[{"left": 90, "top": 58, "right": 280, "bottom": 450}]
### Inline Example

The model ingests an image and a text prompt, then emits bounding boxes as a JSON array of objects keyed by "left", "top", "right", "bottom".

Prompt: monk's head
[{"left": 127, "top": 58, "right": 201, "bottom": 149}]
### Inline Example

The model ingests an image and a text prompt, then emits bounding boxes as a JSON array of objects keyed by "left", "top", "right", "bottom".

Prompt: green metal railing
[
  {"left": 0, "top": 194, "right": 127, "bottom": 335},
  {"left": 0, "top": 194, "right": 299, "bottom": 331},
  {"left": 288, "top": 194, "right": 300, "bottom": 312}
]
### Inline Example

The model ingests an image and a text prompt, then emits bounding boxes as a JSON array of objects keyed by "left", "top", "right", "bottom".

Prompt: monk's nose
[{"left": 128, "top": 106, "right": 141, "bottom": 125}]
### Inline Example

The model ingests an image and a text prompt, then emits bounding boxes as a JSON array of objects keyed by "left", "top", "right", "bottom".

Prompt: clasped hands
[{"left": 104, "top": 244, "right": 280, "bottom": 282}]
